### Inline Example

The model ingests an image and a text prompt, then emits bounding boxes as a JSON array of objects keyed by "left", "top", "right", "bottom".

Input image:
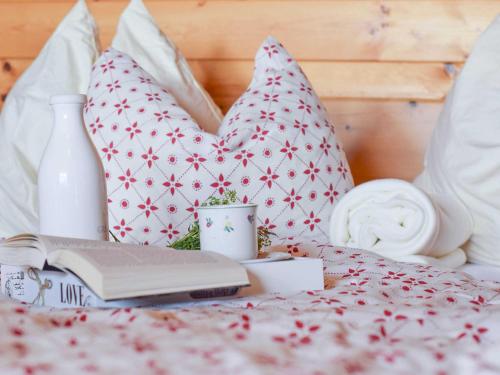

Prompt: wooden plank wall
[{"left": 0, "top": 0, "right": 498, "bottom": 183}]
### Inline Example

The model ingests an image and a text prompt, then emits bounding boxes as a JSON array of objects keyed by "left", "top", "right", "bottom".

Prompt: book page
[
  {"left": 34, "top": 235, "right": 249, "bottom": 300},
  {"left": 3, "top": 234, "right": 42, "bottom": 249},
  {"left": 0, "top": 234, "right": 46, "bottom": 269},
  {"left": 38, "top": 235, "right": 137, "bottom": 253},
  {"left": 39, "top": 235, "right": 219, "bottom": 268},
  {"left": 1, "top": 234, "right": 249, "bottom": 300},
  {"left": 60, "top": 245, "right": 219, "bottom": 268}
]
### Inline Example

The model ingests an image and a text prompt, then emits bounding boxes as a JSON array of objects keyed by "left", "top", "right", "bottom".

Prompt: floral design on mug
[
  {"left": 205, "top": 217, "right": 213, "bottom": 228},
  {"left": 247, "top": 214, "right": 255, "bottom": 224},
  {"left": 224, "top": 216, "right": 234, "bottom": 233}
]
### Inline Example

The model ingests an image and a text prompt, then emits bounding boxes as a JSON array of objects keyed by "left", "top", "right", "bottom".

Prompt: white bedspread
[{"left": 1, "top": 238, "right": 500, "bottom": 374}]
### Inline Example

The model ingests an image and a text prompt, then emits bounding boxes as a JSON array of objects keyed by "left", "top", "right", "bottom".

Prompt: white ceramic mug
[{"left": 198, "top": 204, "right": 258, "bottom": 261}]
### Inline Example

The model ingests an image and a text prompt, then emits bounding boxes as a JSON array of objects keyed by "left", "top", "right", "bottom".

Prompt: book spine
[
  {"left": 0, "top": 264, "right": 107, "bottom": 308},
  {"left": 0, "top": 265, "right": 241, "bottom": 308}
]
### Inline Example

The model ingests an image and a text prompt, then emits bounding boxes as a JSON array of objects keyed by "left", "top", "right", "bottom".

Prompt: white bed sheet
[{"left": 460, "top": 263, "right": 500, "bottom": 283}]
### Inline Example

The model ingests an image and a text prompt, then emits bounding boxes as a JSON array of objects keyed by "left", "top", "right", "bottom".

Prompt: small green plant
[
  {"left": 169, "top": 221, "right": 201, "bottom": 250},
  {"left": 257, "top": 226, "right": 273, "bottom": 250},
  {"left": 109, "top": 230, "right": 121, "bottom": 243},
  {"left": 201, "top": 190, "right": 238, "bottom": 207},
  {"left": 169, "top": 190, "right": 273, "bottom": 251}
]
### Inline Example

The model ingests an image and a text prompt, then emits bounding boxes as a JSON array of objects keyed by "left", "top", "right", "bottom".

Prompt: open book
[{"left": 0, "top": 234, "right": 249, "bottom": 300}]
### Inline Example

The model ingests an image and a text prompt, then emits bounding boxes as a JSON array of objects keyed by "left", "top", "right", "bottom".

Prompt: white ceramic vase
[
  {"left": 38, "top": 94, "right": 108, "bottom": 240},
  {"left": 198, "top": 204, "right": 258, "bottom": 261}
]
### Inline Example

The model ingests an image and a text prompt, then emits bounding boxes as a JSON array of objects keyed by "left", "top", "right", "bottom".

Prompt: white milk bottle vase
[{"left": 38, "top": 94, "right": 108, "bottom": 240}]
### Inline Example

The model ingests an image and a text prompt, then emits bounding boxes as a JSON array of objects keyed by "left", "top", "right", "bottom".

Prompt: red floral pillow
[{"left": 84, "top": 37, "right": 353, "bottom": 246}]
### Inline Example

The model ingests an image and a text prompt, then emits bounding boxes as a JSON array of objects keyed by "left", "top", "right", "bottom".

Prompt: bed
[
  {"left": 2, "top": 1, "right": 500, "bottom": 374},
  {"left": 2, "top": 240, "right": 500, "bottom": 373}
]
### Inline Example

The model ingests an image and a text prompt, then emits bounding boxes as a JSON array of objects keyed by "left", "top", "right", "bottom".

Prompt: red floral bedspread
[{"left": 1, "top": 241, "right": 500, "bottom": 374}]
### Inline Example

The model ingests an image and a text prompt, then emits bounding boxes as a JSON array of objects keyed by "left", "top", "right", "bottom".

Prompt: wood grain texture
[
  {"left": 0, "top": 0, "right": 468, "bottom": 182},
  {"left": 0, "top": 1, "right": 497, "bottom": 61},
  {"left": 329, "top": 100, "right": 439, "bottom": 183},
  {"left": 0, "top": 58, "right": 458, "bottom": 102},
  {"left": 190, "top": 60, "right": 458, "bottom": 101},
  {"left": 0, "top": 59, "right": 30, "bottom": 101}
]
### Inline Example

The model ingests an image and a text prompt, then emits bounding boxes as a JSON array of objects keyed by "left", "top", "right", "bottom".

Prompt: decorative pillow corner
[
  {"left": 112, "top": 0, "right": 223, "bottom": 134},
  {"left": 0, "top": 0, "right": 100, "bottom": 238},
  {"left": 219, "top": 35, "right": 354, "bottom": 240},
  {"left": 85, "top": 37, "right": 353, "bottom": 247}
]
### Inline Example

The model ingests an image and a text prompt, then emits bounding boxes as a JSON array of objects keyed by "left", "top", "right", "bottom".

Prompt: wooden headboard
[{"left": 1, "top": 0, "right": 498, "bottom": 183}]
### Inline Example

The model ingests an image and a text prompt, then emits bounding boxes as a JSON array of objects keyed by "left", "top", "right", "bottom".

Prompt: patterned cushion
[{"left": 84, "top": 37, "right": 353, "bottom": 246}]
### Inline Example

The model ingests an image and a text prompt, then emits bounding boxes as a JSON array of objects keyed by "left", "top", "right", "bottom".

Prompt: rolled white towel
[{"left": 329, "top": 179, "right": 472, "bottom": 268}]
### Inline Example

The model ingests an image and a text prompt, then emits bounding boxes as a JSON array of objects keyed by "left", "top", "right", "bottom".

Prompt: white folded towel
[{"left": 329, "top": 179, "right": 472, "bottom": 268}]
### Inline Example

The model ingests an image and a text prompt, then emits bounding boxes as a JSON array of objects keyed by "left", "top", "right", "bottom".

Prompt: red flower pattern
[
  {"left": 141, "top": 147, "right": 159, "bottom": 169},
  {"left": 88, "top": 116, "right": 103, "bottom": 134},
  {"left": 162, "top": 174, "right": 183, "bottom": 196},
  {"left": 84, "top": 39, "right": 352, "bottom": 246},
  {"left": 114, "top": 99, "right": 130, "bottom": 115},
  {"left": 303, "top": 162, "right": 320, "bottom": 182},
  {"left": 118, "top": 169, "right": 137, "bottom": 190},
  {"left": 166, "top": 127, "right": 185, "bottom": 144},
  {"left": 106, "top": 79, "right": 121, "bottom": 93},
  {"left": 137, "top": 197, "right": 158, "bottom": 218},
  {"left": 304, "top": 211, "right": 321, "bottom": 231},
  {"left": 125, "top": 121, "right": 142, "bottom": 139},
  {"left": 210, "top": 174, "right": 232, "bottom": 195},
  {"left": 259, "top": 167, "right": 279, "bottom": 188},
  {"left": 324, "top": 183, "right": 339, "bottom": 204},
  {"left": 185, "top": 153, "right": 207, "bottom": 171},
  {"left": 2, "top": 240, "right": 500, "bottom": 374},
  {"left": 160, "top": 223, "right": 180, "bottom": 240},
  {"left": 101, "top": 142, "right": 119, "bottom": 161},
  {"left": 113, "top": 218, "right": 132, "bottom": 238},
  {"left": 280, "top": 140, "right": 298, "bottom": 160},
  {"left": 283, "top": 188, "right": 302, "bottom": 209},
  {"left": 234, "top": 149, "right": 255, "bottom": 167}
]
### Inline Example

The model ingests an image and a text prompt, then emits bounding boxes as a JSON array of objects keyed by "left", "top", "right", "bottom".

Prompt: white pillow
[
  {"left": 0, "top": 0, "right": 100, "bottom": 237},
  {"left": 112, "top": 0, "right": 223, "bottom": 134},
  {"left": 415, "top": 15, "right": 500, "bottom": 265}
]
